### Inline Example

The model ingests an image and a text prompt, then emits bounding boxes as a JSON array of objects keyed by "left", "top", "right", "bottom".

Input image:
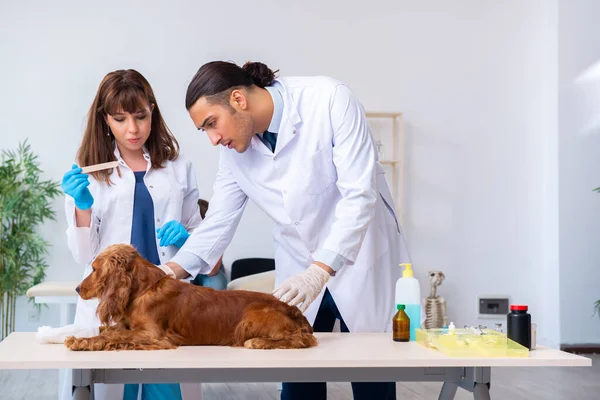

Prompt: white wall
[
  {"left": 1, "top": 0, "right": 562, "bottom": 347},
  {"left": 558, "top": 0, "right": 600, "bottom": 345},
  {"left": 397, "top": 1, "right": 560, "bottom": 346}
]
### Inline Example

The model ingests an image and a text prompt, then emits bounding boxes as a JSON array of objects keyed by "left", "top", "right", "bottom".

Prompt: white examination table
[{"left": 0, "top": 331, "right": 591, "bottom": 400}]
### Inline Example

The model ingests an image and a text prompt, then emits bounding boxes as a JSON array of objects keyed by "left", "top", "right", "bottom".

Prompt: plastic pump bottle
[{"left": 395, "top": 263, "right": 421, "bottom": 341}]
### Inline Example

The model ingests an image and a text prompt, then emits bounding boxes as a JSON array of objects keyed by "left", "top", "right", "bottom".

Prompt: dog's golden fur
[{"left": 64, "top": 244, "right": 317, "bottom": 351}]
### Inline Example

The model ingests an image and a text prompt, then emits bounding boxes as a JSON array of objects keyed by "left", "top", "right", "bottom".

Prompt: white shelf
[
  {"left": 366, "top": 111, "right": 404, "bottom": 221},
  {"left": 379, "top": 160, "right": 401, "bottom": 166},
  {"left": 366, "top": 112, "right": 403, "bottom": 118}
]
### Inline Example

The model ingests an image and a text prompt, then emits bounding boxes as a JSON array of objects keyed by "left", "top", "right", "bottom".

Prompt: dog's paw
[
  {"left": 64, "top": 335, "right": 76, "bottom": 349},
  {"left": 243, "top": 338, "right": 280, "bottom": 349},
  {"left": 64, "top": 336, "right": 87, "bottom": 351},
  {"left": 243, "top": 338, "right": 261, "bottom": 349}
]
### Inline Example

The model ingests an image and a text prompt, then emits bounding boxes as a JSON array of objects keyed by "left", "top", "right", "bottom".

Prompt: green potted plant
[{"left": 0, "top": 140, "right": 60, "bottom": 340}]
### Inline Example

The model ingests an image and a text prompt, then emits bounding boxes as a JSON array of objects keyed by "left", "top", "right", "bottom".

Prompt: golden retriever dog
[{"left": 64, "top": 244, "right": 317, "bottom": 351}]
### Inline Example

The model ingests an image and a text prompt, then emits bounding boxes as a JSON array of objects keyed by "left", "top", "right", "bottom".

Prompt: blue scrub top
[{"left": 130, "top": 171, "right": 160, "bottom": 264}]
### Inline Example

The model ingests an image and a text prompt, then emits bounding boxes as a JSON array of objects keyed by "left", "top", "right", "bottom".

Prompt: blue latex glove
[
  {"left": 61, "top": 164, "right": 94, "bottom": 210},
  {"left": 156, "top": 220, "right": 190, "bottom": 248}
]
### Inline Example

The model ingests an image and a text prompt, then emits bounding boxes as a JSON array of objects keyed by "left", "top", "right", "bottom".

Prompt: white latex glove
[
  {"left": 36, "top": 324, "right": 99, "bottom": 344},
  {"left": 272, "top": 264, "right": 330, "bottom": 312},
  {"left": 155, "top": 264, "right": 176, "bottom": 279}
]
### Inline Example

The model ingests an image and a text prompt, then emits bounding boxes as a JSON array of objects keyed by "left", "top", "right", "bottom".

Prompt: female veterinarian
[
  {"left": 159, "top": 61, "right": 414, "bottom": 400},
  {"left": 61, "top": 69, "right": 202, "bottom": 400}
]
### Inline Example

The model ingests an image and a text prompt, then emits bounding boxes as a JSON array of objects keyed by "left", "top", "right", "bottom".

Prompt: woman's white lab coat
[
  {"left": 62, "top": 145, "right": 202, "bottom": 400},
  {"left": 175, "top": 76, "right": 414, "bottom": 334}
]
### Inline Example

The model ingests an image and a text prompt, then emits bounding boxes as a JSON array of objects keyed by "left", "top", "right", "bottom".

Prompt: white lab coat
[
  {"left": 62, "top": 146, "right": 202, "bottom": 400},
  {"left": 176, "top": 76, "right": 413, "bottom": 333}
]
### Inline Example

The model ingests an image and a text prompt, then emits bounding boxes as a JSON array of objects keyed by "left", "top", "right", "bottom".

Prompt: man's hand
[
  {"left": 206, "top": 256, "right": 224, "bottom": 277},
  {"left": 165, "top": 262, "right": 191, "bottom": 280},
  {"left": 272, "top": 264, "right": 331, "bottom": 312},
  {"left": 155, "top": 264, "right": 176, "bottom": 279},
  {"left": 313, "top": 261, "right": 335, "bottom": 276}
]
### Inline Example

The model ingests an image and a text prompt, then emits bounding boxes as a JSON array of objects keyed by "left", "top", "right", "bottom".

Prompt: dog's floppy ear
[{"left": 96, "top": 246, "right": 136, "bottom": 326}]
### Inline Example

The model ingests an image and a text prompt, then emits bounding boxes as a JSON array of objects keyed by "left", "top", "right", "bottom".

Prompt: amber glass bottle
[{"left": 393, "top": 304, "right": 410, "bottom": 342}]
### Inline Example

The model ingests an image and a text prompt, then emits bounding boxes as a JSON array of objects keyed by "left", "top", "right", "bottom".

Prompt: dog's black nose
[{"left": 75, "top": 286, "right": 80, "bottom": 294}]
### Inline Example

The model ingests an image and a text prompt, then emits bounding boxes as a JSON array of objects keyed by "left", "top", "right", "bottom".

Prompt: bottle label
[{"left": 396, "top": 304, "right": 420, "bottom": 341}]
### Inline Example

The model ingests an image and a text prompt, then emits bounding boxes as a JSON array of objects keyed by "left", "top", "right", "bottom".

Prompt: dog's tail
[
  {"left": 242, "top": 327, "right": 318, "bottom": 349},
  {"left": 234, "top": 302, "right": 318, "bottom": 349}
]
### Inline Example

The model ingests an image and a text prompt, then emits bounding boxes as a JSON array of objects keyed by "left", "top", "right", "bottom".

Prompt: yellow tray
[{"left": 416, "top": 328, "right": 529, "bottom": 358}]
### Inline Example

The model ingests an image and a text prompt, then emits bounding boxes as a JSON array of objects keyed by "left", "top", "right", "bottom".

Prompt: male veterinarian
[{"left": 160, "top": 60, "right": 412, "bottom": 400}]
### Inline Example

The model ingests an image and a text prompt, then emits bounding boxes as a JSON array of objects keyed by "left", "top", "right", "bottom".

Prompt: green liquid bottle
[{"left": 393, "top": 304, "right": 410, "bottom": 342}]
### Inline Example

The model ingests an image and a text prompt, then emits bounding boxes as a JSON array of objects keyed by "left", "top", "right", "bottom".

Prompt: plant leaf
[{"left": 1, "top": 139, "right": 60, "bottom": 338}]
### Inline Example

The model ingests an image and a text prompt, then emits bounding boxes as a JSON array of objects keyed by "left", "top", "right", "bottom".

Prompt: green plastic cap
[{"left": 397, "top": 304, "right": 405, "bottom": 310}]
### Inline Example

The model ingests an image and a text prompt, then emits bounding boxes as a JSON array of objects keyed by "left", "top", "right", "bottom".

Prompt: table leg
[
  {"left": 72, "top": 369, "right": 93, "bottom": 400},
  {"left": 73, "top": 387, "right": 91, "bottom": 400},
  {"left": 473, "top": 383, "right": 491, "bottom": 400},
  {"left": 459, "top": 367, "right": 491, "bottom": 400},
  {"left": 438, "top": 382, "right": 459, "bottom": 400},
  {"left": 436, "top": 367, "right": 492, "bottom": 400},
  {"left": 59, "top": 303, "right": 76, "bottom": 400},
  {"left": 59, "top": 369, "right": 66, "bottom": 400}
]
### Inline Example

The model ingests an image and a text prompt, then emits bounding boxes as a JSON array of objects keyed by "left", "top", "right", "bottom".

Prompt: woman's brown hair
[{"left": 77, "top": 69, "right": 179, "bottom": 184}]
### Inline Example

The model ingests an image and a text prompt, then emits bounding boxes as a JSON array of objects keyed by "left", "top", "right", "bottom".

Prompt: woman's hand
[
  {"left": 62, "top": 164, "right": 94, "bottom": 210},
  {"left": 156, "top": 220, "right": 190, "bottom": 248}
]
